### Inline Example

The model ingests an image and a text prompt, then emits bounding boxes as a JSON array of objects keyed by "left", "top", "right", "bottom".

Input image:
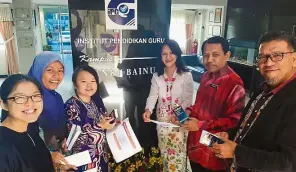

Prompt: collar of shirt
[
  {"left": 208, "top": 65, "right": 230, "bottom": 80},
  {"left": 264, "top": 73, "right": 296, "bottom": 95}
]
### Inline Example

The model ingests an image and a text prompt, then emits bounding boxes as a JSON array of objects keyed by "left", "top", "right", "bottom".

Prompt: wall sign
[{"left": 105, "top": 0, "right": 138, "bottom": 30}]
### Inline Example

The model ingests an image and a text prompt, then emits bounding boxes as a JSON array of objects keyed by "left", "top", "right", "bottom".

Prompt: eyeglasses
[
  {"left": 6, "top": 94, "right": 43, "bottom": 104},
  {"left": 256, "top": 52, "right": 295, "bottom": 63}
]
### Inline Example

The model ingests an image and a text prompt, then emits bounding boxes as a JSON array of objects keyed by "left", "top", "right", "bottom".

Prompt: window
[
  {"left": 0, "top": 34, "right": 7, "bottom": 75},
  {"left": 0, "top": 34, "right": 3, "bottom": 45},
  {"left": 170, "top": 21, "right": 186, "bottom": 50},
  {"left": 169, "top": 16, "right": 186, "bottom": 50}
]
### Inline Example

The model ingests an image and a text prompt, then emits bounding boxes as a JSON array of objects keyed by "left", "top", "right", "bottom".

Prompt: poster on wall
[
  {"left": 104, "top": 0, "right": 138, "bottom": 30},
  {"left": 68, "top": 0, "right": 171, "bottom": 148},
  {"left": 214, "top": 8, "right": 222, "bottom": 23}
]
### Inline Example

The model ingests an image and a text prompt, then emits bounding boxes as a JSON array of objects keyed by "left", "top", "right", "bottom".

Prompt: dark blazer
[{"left": 228, "top": 78, "right": 296, "bottom": 172}]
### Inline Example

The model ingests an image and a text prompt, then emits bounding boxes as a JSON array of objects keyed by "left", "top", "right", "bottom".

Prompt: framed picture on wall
[
  {"left": 212, "top": 25, "right": 221, "bottom": 36},
  {"left": 214, "top": 8, "right": 222, "bottom": 23},
  {"left": 209, "top": 11, "right": 214, "bottom": 22},
  {"left": 208, "top": 26, "right": 213, "bottom": 35}
]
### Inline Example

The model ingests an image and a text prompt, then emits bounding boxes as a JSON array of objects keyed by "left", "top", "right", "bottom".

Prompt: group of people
[
  {"left": 142, "top": 36, "right": 245, "bottom": 171},
  {"left": 142, "top": 31, "right": 296, "bottom": 172},
  {"left": 0, "top": 30, "right": 296, "bottom": 172},
  {"left": 0, "top": 52, "right": 116, "bottom": 171}
]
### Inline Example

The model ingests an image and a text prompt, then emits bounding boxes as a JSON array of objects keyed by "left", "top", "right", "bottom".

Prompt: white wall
[
  {"left": 32, "top": 5, "right": 43, "bottom": 54},
  {"left": 194, "top": 7, "right": 226, "bottom": 54},
  {"left": 0, "top": 0, "right": 11, "bottom": 3},
  {"left": 0, "top": 0, "right": 68, "bottom": 4},
  {"left": 204, "top": 7, "right": 225, "bottom": 38},
  {"left": 172, "top": 0, "right": 228, "bottom": 55},
  {"left": 11, "top": 0, "right": 36, "bottom": 74},
  {"left": 32, "top": 0, "right": 67, "bottom": 5}
]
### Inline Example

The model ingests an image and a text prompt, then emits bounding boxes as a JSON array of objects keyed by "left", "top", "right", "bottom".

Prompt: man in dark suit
[{"left": 212, "top": 31, "right": 296, "bottom": 172}]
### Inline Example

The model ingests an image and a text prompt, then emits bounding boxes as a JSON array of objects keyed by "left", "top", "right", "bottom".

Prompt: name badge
[{"left": 210, "top": 83, "right": 218, "bottom": 89}]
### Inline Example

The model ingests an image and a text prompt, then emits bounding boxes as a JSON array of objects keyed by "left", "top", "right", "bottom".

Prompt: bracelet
[{"left": 49, "top": 149, "right": 59, "bottom": 153}]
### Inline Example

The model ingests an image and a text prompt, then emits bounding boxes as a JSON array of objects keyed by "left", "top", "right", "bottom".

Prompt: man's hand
[
  {"left": 182, "top": 117, "right": 199, "bottom": 131},
  {"left": 215, "top": 132, "right": 229, "bottom": 140},
  {"left": 212, "top": 136, "right": 237, "bottom": 159}
]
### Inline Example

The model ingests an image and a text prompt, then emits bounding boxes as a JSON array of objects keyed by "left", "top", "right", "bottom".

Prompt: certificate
[{"left": 106, "top": 118, "right": 142, "bottom": 163}]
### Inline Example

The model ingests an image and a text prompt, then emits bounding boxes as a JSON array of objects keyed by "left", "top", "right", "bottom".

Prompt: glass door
[{"left": 39, "top": 5, "right": 73, "bottom": 81}]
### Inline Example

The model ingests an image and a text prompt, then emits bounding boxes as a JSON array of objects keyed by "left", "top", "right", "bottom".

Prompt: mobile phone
[
  {"left": 172, "top": 105, "right": 189, "bottom": 124},
  {"left": 199, "top": 130, "right": 224, "bottom": 147},
  {"left": 109, "top": 109, "right": 118, "bottom": 124}
]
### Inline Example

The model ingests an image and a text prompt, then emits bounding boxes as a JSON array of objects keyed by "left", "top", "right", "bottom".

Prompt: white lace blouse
[{"left": 145, "top": 71, "right": 194, "bottom": 120}]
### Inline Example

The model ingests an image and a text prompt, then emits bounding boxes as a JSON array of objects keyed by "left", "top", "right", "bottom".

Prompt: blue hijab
[{"left": 28, "top": 51, "right": 66, "bottom": 139}]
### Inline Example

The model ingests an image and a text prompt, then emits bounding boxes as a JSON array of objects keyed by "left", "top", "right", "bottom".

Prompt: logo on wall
[
  {"left": 105, "top": 0, "right": 137, "bottom": 30},
  {"left": 100, "top": 33, "right": 120, "bottom": 55}
]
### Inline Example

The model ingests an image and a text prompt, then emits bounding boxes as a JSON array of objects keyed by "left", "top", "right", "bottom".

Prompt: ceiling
[
  {"left": 0, "top": 0, "right": 68, "bottom": 4},
  {"left": 0, "top": 0, "right": 226, "bottom": 8},
  {"left": 171, "top": 4, "right": 223, "bottom": 10}
]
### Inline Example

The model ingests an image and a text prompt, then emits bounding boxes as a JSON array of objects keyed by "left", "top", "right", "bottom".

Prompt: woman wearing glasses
[
  {"left": 0, "top": 74, "right": 76, "bottom": 172},
  {"left": 27, "top": 52, "right": 68, "bottom": 165},
  {"left": 0, "top": 74, "right": 54, "bottom": 172}
]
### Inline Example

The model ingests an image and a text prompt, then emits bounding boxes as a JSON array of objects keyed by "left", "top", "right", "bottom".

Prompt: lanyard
[
  {"left": 163, "top": 69, "right": 178, "bottom": 116},
  {"left": 234, "top": 92, "right": 273, "bottom": 143},
  {"left": 231, "top": 92, "right": 273, "bottom": 172}
]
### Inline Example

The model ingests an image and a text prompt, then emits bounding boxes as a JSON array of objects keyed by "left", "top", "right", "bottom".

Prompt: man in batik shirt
[{"left": 184, "top": 36, "right": 245, "bottom": 172}]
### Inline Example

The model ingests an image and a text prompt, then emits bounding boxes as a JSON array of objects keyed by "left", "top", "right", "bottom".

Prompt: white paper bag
[{"left": 106, "top": 118, "right": 142, "bottom": 163}]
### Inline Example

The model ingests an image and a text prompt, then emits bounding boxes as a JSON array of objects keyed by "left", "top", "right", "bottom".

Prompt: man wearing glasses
[{"left": 212, "top": 31, "right": 296, "bottom": 172}]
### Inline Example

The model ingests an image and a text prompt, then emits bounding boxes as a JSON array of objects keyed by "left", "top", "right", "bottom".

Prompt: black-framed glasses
[
  {"left": 256, "top": 52, "right": 295, "bottom": 63},
  {"left": 6, "top": 94, "right": 43, "bottom": 104}
]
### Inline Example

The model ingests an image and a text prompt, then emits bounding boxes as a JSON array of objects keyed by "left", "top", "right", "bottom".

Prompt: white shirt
[{"left": 145, "top": 71, "right": 193, "bottom": 120}]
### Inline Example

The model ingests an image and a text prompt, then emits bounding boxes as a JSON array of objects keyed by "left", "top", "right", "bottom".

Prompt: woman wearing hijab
[{"left": 27, "top": 51, "right": 68, "bottom": 165}]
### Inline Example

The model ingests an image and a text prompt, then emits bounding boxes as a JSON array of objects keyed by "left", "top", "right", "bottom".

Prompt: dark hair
[
  {"left": 0, "top": 74, "right": 43, "bottom": 122},
  {"left": 259, "top": 31, "right": 296, "bottom": 51},
  {"left": 156, "top": 39, "right": 189, "bottom": 76},
  {"left": 201, "top": 36, "right": 230, "bottom": 55},
  {"left": 72, "top": 65, "right": 100, "bottom": 97}
]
